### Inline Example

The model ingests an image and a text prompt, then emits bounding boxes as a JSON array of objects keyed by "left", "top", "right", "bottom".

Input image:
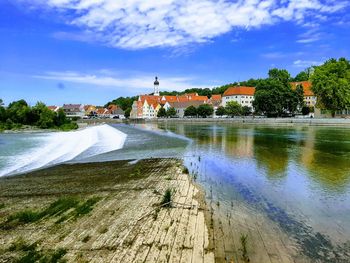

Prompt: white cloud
[
  {"left": 293, "top": 59, "right": 322, "bottom": 67},
  {"left": 20, "top": 0, "right": 348, "bottom": 49},
  {"left": 33, "top": 71, "right": 211, "bottom": 91}
]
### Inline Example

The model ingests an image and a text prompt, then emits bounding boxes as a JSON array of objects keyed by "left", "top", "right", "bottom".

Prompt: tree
[
  {"left": 124, "top": 107, "right": 131, "bottom": 118},
  {"left": 55, "top": 108, "right": 68, "bottom": 126},
  {"left": 157, "top": 107, "right": 166, "bottom": 118},
  {"left": 197, "top": 104, "right": 214, "bottom": 118},
  {"left": 7, "top": 99, "right": 31, "bottom": 124},
  {"left": 311, "top": 58, "right": 350, "bottom": 117},
  {"left": 166, "top": 107, "right": 177, "bottom": 118},
  {"left": 253, "top": 68, "right": 300, "bottom": 117},
  {"left": 225, "top": 101, "right": 242, "bottom": 117},
  {"left": 242, "top": 106, "right": 252, "bottom": 116},
  {"left": 295, "top": 84, "right": 305, "bottom": 110},
  {"left": 293, "top": 70, "right": 309, "bottom": 82},
  {"left": 215, "top": 106, "right": 226, "bottom": 116},
  {"left": 105, "top": 96, "right": 138, "bottom": 111},
  {"left": 302, "top": 106, "right": 310, "bottom": 115},
  {"left": 184, "top": 106, "right": 197, "bottom": 117}
]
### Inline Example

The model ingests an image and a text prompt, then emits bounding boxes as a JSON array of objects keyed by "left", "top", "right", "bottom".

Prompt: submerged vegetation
[
  {"left": 0, "top": 99, "right": 77, "bottom": 132},
  {"left": 8, "top": 238, "right": 67, "bottom": 263},
  {"left": 160, "top": 188, "right": 173, "bottom": 208},
  {"left": 1, "top": 196, "right": 101, "bottom": 230},
  {"left": 239, "top": 234, "right": 250, "bottom": 262}
]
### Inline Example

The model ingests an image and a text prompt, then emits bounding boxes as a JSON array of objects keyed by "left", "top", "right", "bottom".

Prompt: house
[
  {"left": 210, "top": 94, "right": 223, "bottom": 117},
  {"left": 108, "top": 104, "right": 125, "bottom": 118},
  {"left": 84, "top": 105, "right": 97, "bottom": 116},
  {"left": 222, "top": 86, "right": 255, "bottom": 108},
  {"left": 129, "top": 77, "right": 211, "bottom": 118},
  {"left": 47, "top": 106, "right": 60, "bottom": 112},
  {"left": 290, "top": 81, "right": 317, "bottom": 107},
  {"left": 62, "top": 104, "right": 85, "bottom": 118},
  {"left": 168, "top": 101, "right": 206, "bottom": 118}
]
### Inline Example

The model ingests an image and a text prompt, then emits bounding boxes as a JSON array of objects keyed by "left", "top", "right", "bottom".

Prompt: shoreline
[
  {"left": 76, "top": 117, "right": 350, "bottom": 127},
  {"left": 0, "top": 158, "right": 214, "bottom": 262},
  {"left": 150, "top": 117, "right": 350, "bottom": 126}
]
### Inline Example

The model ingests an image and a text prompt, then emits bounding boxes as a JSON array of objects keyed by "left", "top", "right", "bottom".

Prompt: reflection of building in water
[{"left": 221, "top": 128, "right": 254, "bottom": 158}]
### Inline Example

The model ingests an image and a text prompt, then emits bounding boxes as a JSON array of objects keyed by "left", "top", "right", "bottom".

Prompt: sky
[{"left": 0, "top": 0, "right": 349, "bottom": 106}]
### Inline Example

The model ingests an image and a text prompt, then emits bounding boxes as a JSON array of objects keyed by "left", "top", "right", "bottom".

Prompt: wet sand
[{"left": 0, "top": 159, "right": 214, "bottom": 262}]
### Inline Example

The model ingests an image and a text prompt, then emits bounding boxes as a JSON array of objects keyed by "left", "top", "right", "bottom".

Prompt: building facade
[{"left": 222, "top": 86, "right": 255, "bottom": 108}]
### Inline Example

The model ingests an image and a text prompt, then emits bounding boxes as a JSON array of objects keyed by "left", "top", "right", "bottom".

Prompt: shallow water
[{"left": 153, "top": 123, "right": 350, "bottom": 261}]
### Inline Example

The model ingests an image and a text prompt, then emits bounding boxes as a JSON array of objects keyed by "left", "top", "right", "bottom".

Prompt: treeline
[
  {"left": 0, "top": 99, "right": 78, "bottom": 131},
  {"left": 105, "top": 58, "right": 350, "bottom": 118}
]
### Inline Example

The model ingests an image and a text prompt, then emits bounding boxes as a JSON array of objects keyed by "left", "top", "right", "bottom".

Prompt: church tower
[{"left": 154, "top": 76, "right": 160, "bottom": 96}]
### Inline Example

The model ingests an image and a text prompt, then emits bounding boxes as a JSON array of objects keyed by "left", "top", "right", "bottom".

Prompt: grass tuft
[
  {"left": 160, "top": 189, "right": 172, "bottom": 208},
  {"left": 239, "top": 233, "right": 250, "bottom": 262}
]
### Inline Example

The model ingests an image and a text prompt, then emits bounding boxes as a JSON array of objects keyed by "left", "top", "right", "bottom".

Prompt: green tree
[
  {"left": 225, "top": 101, "right": 242, "bottom": 117},
  {"left": 105, "top": 96, "right": 138, "bottom": 111},
  {"left": 295, "top": 84, "right": 305, "bottom": 110},
  {"left": 166, "top": 107, "right": 177, "bottom": 118},
  {"left": 215, "top": 106, "right": 226, "bottom": 116},
  {"left": 293, "top": 70, "right": 309, "bottom": 82},
  {"left": 302, "top": 106, "right": 310, "bottom": 115},
  {"left": 124, "top": 107, "right": 131, "bottom": 118},
  {"left": 55, "top": 108, "right": 68, "bottom": 126},
  {"left": 197, "top": 104, "right": 214, "bottom": 118},
  {"left": 311, "top": 58, "right": 350, "bottom": 117},
  {"left": 7, "top": 99, "right": 31, "bottom": 124},
  {"left": 184, "top": 105, "right": 197, "bottom": 117},
  {"left": 242, "top": 106, "right": 252, "bottom": 116},
  {"left": 253, "top": 68, "right": 300, "bottom": 117},
  {"left": 0, "top": 99, "right": 6, "bottom": 122},
  {"left": 157, "top": 107, "right": 166, "bottom": 118}
]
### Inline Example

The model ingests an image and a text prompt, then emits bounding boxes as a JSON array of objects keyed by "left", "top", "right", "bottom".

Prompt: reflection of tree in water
[
  {"left": 253, "top": 128, "right": 292, "bottom": 178},
  {"left": 302, "top": 128, "right": 350, "bottom": 192}
]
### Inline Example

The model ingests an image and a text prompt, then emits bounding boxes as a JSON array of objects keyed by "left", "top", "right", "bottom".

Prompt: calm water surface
[{"left": 154, "top": 123, "right": 350, "bottom": 261}]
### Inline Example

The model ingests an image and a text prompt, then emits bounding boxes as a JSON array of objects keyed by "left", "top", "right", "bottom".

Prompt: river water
[{"left": 1, "top": 123, "right": 349, "bottom": 261}]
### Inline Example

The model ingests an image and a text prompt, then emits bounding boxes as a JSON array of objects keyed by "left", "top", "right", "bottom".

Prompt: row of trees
[
  {"left": 0, "top": 99, "right": 77, "bottom": 131},
  {"left": 184, "top": 104, "right": 214, "bottom": 118}
]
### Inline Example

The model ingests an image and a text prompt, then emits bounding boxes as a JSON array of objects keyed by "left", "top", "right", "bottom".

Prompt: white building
[{"left": 222, "top": 86, "right": 255, "bottom": 108}]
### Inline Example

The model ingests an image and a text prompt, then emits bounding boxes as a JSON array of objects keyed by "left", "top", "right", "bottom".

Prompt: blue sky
[{"left": 0, "top": 0, "right": 349, "bottom": 106}]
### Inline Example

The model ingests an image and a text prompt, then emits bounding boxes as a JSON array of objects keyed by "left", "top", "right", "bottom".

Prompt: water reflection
[{"left": 158, "top": 123, "right": 350, "bottom": 192}]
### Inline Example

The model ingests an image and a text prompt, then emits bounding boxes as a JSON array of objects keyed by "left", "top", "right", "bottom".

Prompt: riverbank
[
  {"left": 0, "top": 158, "right": 214, "bottom": 262},
  {"left": 77, "top": 117, "right": 350, "bottom": 127},
  {"left": 154, "top": 117, "right": 350, "bottom": 126}
]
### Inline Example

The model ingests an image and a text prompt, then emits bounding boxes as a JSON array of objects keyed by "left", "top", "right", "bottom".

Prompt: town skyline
[{"left": 1, "top": 1, "right": 350, "bottom": 106}]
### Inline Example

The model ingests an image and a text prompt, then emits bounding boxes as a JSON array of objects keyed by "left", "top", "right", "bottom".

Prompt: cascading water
[{"left": 0, "top": 124, "right": 127, "bottom": 177}]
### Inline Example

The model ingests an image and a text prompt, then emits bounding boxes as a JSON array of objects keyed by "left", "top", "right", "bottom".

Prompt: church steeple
[{"left": 154, "top": 76, "right": 160, "bottom": 96}]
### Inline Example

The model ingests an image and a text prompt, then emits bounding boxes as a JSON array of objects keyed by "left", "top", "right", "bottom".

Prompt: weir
[{"left": 0, "top": 125, "right": 127, "bottom": 177}]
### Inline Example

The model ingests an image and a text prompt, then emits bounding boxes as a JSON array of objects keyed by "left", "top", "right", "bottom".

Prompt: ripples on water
[{"left": 154, "top": 122, "right": 350, "bottom": 261}]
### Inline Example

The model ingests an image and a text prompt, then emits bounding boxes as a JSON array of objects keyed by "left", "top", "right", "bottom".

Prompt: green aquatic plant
[
  {"left": 161, "top": 188, "right": 172, "bottom": 208},
  {"left": 1, "top": 196, "right": 101, "bottom": 229},
  {"left": 182, "top": 167, "right": 189, "bottom": 174},
  {"left": 239, "top": 233, "right": 250, "bottom": 262}
]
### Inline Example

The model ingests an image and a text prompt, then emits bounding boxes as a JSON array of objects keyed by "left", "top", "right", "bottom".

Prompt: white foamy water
[{"left": 0, "top": 124, "right": 127, "bottom": 177}]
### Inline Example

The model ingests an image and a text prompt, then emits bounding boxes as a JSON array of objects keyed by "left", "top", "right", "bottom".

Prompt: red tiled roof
[
  {"left": 290, "top": 81, "right": 314, "bottom": 96},
  {"left": 162, "top": 96, "right": 178, "bottom": 102},
  {"left": 223, "top": 86, "right": 255, "bottom": 96},
  {"left": 211, "top": 94, "right": 222, "bottom": 101},
  {"left": 48, "top": 106, "right": 58, "bottom": 110}
]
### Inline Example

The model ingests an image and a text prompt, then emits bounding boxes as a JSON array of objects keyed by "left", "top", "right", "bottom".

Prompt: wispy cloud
[
  {"left": 293, "top": 59, "right": 322, "bottom": 68},
  {"left": 34, "top": 71, "right": 212, "bottom": 91},
  {"left": 18, "top": 0, "right": 348, "bottom": 49}
]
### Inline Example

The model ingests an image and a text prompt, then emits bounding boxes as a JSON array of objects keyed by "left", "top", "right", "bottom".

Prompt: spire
[{"left": 154, "top": 76, "right": 160, "bottom": 96}]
